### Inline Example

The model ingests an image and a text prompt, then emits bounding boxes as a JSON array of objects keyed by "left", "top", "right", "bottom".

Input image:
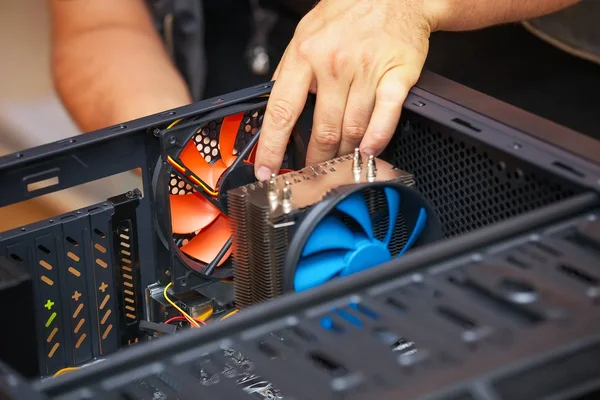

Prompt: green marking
[{"left": 45, "top": 312, "right": 57, "bottom": 328}]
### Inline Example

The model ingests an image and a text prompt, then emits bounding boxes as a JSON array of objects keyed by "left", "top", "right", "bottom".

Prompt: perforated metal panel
[{"left": 386, "top": 110, "right": 580, "bottom": 237}]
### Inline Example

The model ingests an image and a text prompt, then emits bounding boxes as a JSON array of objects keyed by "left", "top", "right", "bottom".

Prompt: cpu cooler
[
  {"left": 228, "top": 150, "right": 444, "bottom": 308},
  {"left": 154, "top": 103, "right": 306, "bottom": 290}
]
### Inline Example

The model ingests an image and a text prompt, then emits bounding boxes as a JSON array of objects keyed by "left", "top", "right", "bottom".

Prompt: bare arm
[
  {"left": 49, "top": 0, "right": 192, "bottom": 133},
  {"left": 428, "top": 0, "right": 583, "bottom": 32}
]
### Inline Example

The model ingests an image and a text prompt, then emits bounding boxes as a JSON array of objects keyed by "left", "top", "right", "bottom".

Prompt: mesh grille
[
  {"left": 339, "top": 188, "right": 409, "bottom": 257},
  {"left": 385, "top": 110, "right": 579, "bottom": 237}
]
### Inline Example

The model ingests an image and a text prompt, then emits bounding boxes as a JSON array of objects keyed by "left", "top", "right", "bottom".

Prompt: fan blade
[
  {"left": 180, "top": 140, "right": 215, "bottom": 186},
  {"left": 181, "top": 214, "right": 232, "bottom": 265},
  {"left": 397, "top": 208, "right": 428, "bottom": 257},
  {"left": 301, "top": 216, "right": 356, "bottom": 257},
  {"left": 219, "top": 113, "right": 244, "bottom": 167},
  {"left": 209, "top": 158, "right": 228, "bottom": 187},
  {"left": 294, "top": 251, "right": 349, "bottom": 292},
  {"left": 383, "top": 187, "right": 400, "bottom": 246},
  {"left": 170, "top": 193, "right": 219, "bottom": 234},
  {"left": 247, "top": 143, "right": 257, "bottom": 164},
  {"left": 336, "top": 192, "right": 374, "bottom": 240}
]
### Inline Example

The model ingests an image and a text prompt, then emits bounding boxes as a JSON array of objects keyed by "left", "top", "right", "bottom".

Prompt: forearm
[
  {"left": 427, "top": 0, "right": 582, "bottom": 32},
  {"left": 49, "top": 0, "right": 191, "bottom": 133}
]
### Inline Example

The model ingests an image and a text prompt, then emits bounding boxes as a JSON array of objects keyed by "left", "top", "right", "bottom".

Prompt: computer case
[{"left": 0, "top": 71, "right": 598, "bottom": 399}]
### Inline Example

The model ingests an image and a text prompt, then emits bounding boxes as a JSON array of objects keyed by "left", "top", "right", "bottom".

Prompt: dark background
[{"left": 203, "top": 1, "right": 600, "bottom": 140}]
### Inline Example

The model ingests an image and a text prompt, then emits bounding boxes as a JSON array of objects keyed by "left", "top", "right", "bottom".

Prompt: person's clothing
[{"left": 524, "top": 0, "right": 599, "bottom": 65}]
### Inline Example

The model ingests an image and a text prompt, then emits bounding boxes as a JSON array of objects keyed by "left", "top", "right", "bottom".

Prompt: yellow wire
[
  {"left": 163, "top": 282, "right": 200, "bottom": 327},
  {"left": 167, "top": 118, "right": 183, "bottom": 129},
  {"left": 54, "top": 367, "right": 80, "bottom": 377},
  {"left": 220, "top": 309, "right": 239, "bottom": 321},
  {"left": 196, "top": 308, "right": 213, "bottom": 322},
  {"left": 166, "top": 155, "right": 219, "bottom": 197}
]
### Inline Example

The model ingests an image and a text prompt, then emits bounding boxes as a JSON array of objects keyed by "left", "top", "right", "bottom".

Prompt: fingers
[
  {"left": 305, "top": 75, "right": 351, "bottom": 165},
  {"left": 338, "top": 76, "right": 376, "bottom": 157},
  {"left": 360, "top": 67, "right": 414, "bottom": 157},
  {"left": 255, "top": 54, "right": 313, "bottom": 181}
]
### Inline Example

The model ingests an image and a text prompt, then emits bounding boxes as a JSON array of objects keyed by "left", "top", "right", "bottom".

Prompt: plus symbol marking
[
  {"left": 44, "top": 300, "right": 55, "bottom": 310},
  {"left": 99, "top": 282, "right": 108, "bottom": 293},
  {"left": 72, "top": 291, "right": 82, "bottom": 301}
]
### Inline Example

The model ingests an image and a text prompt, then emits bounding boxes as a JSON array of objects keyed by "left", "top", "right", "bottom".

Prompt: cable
[
  {"left": 163, "top": 282, "right": 200, "bottom": 327},
  {"left": 167, "top": 155, "right": 219, "bottom": 197},
  {"left": 53, "top": 367, "right": 80, "bottom": 377},
  {"left": 167, "top": 118, "right": 183, "bottom": 130},
  {"left": 219, "top": 309, "right": 239, "bottom": 321}
]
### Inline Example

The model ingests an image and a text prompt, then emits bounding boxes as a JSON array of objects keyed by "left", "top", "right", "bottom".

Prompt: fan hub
[{"left": 341, "top": 240, "right": 391, "bottom": 277}]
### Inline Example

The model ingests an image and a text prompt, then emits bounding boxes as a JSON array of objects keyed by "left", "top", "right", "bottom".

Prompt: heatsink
[{"left": 228, "top": 152, "right": 417, "bottom": 308}]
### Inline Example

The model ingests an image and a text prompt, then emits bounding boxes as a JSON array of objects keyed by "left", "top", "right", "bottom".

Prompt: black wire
[{"left": 204, "top": 237, "right": 233, "bottom": 276}]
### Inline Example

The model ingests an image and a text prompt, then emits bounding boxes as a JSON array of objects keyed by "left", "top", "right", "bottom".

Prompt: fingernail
[
  {"left": 255, "top": 165, "right": 273, "bottom": 181},
  {"left": 361, "top": 147, "right": 375, "bottom": 156}
]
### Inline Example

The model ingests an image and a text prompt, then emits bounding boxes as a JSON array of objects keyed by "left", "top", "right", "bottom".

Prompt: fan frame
[
  {"left": 156, "top": 98, "right": 310, "bottom": 295},
  {"left": 283, "top": 181, "right": 444, "bottom": 293}
]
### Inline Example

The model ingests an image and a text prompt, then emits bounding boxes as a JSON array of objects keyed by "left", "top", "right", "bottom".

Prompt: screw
[
  {"left": 126, "top": 190, "right": 136, "bottom": 199},
  {"left": 352, "top": 148, "right": 362, "bottom": 174},
  {"left": 282, "top": 181, "right": 292, "bottom": 214},
  {"left": 153, "top": 128, "right": 161, "bottom": 137},
  {"left": 268, "top": 173, "right": 279, "bottom": 210},
  {"left": 169, "top": 136, "right": 176, "bottom": 145},
  {"left": 366, "top": 155, "right": 377, "bottom": 182}
]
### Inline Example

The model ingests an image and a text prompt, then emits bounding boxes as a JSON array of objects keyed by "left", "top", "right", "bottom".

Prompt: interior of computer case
[{"left": 0, "top": 72, "right": 599, "bottom": 400}]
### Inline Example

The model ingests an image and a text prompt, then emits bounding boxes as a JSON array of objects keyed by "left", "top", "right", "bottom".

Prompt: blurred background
[{"left": 0, "top": 0, "right": 598, "bottom": 231}]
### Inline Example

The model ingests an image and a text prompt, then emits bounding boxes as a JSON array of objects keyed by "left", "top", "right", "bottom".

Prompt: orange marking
[
  {"left": 124, "top": 290, "right": 134, "bottom": 296},
  {"left": 74, "top": 318, "right": 85, "bottom": 334},
  {"left": 73, "top": 303, "right": 84, "bottom": 318},
  {"left": 68, "top": 267, "right": 81, "bottom": 277},
  {"left": 96, "top": 258, "right": 108, "bottom": 269},
  {"left": 122, "top": 266, "right": 133, "bottom": 272},
  {"left": 101, "top": 310, "right": 111, "bottom": 325},
  {"left": 120, "top": 242, "right": 130, "bottom": 249},
  {"left": 126, "top": 313, "right": 136, "bottom": 320},
  {"left": 123, "top": 273, "right": 133, "bottom": 280},
  {"left": 121, "top": 258, "right": 131, "bottom": 264},
  {"left": 102, "top": 324, "right": 113, "bottom": 340},
  {"left": 41, "top": 275, "right": 54, "bottom": 286},
  {"left": 47, "top": 328, "right": 58, "bottom": 343},
  {"left": 75, "top": 333, "right": 87, "bottom": 349},
  {"left": 125, "top": 297, "right": 134, "bottom": 304},
  {"left": 125, "top": 305, "right": 135, "bottom": 312},
  {"left": 121, "top": 249, "right": 131, "bottom": 256},
  {"left": 99, "top": 294, "right": 110, "bottom": 310},
  {"left": 124, "top": 281, "right": 133, "bottom": 288},
  {"left": 67, "top": 252, "right": 80, "bottom": 262},
  {"left": 48, "top": 343, "right": 60, "bottom": 358},
  {"left": 39, "top": 260, "right": 52, "bottom": 270},
  {"left": 94, "top": 243, "right": 107, "bottom": 253}
]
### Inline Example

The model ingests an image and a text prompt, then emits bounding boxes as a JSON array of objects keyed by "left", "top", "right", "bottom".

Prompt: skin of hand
[{"left": 253, "top": 0, "right": 437, "bottom": 181}]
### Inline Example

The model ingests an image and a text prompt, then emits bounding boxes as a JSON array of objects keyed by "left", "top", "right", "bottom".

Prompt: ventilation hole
[
  {"left": 531, "top": 241, "right": 561, "bottom": 257},
  {"left": 64, "top": 237, "right": 78, "bottom": 248},
  {"left": 386, "top": 297, "right": 407, "bottom": 312},
  {"left": 38, "top": 245, "right": 51, "bottom": 254},
  {"left": 10, "top": 253, "right": 24, "bottom": 263},
  {"left": 289, "top": 326, "right": 317, "bottom": 342},
  {"left": 258, "top": 341, "right": 279, "bottom": 359},
  {"left": 308, "top": 352, "right": 347, "bottom": 377},
  {"left": 506, "top": 255, "right": 529, "bottom": 269},
  {"left": 559, "top": 264, "right": 598, "bottom": 285},
  {"left": 320, "top": 317, "right": 345, "bottom": 333},
  {"left": 94, "top": 229, "right": 106, "bottom": 238},
  {"left": 349, "top": 302, "right": 379, "bottom": 320},
  {"left": 437, "top": 306, "right": 477, "bottom": 330}
]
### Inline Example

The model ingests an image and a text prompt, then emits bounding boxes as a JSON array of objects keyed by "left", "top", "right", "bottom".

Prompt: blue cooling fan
[{"left": 293, "top": 184, "right": 441, "bottom": 292}]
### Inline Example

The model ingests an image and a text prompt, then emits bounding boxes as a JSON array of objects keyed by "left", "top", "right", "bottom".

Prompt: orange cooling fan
[{"left": 165, "top": 110, "right": 296, "bottom": 278}]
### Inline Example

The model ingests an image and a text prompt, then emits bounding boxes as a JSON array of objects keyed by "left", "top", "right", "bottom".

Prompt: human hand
[{"left": 253, "top": 0, "right": 438, "bottom": 180}]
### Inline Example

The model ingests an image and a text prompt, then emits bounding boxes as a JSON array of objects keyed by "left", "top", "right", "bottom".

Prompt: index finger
[{"left": 254, "top": 52, "right": 313, "bottom": 181}]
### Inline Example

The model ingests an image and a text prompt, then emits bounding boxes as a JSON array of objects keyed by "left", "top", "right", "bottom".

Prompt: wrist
[{"left": 419, "top": 0, "right": 449, "bottom": 33}]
